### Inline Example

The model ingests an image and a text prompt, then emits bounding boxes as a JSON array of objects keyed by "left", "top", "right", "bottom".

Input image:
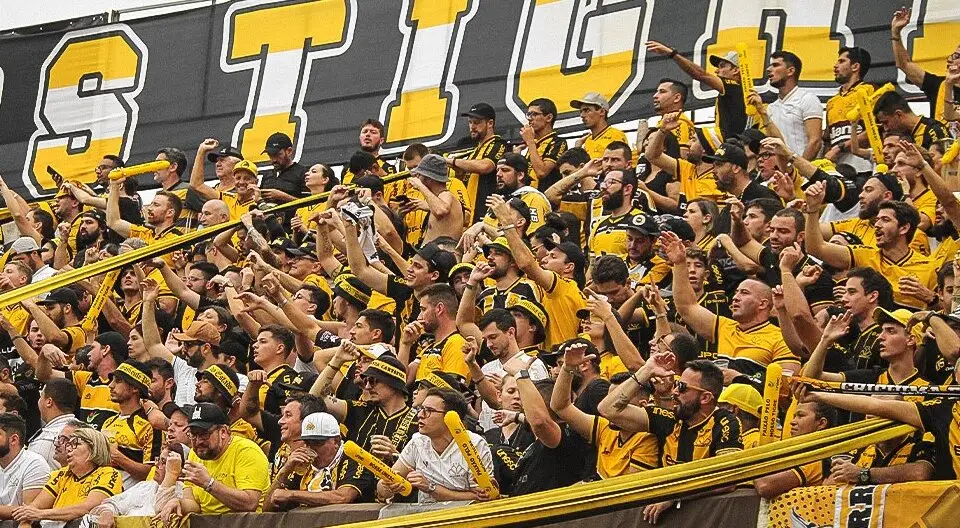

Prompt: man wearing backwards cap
[
  {"left": 404, "top": 153, "right": 465, "bottom": 243},
  {"left": 570, "top": 92, "right": 629, "bottom": 161},
  {"left": 264, "top": 412, "right": 347, "bottom": 508},
  {"left": 445, "top": 103, "right": 509, "bottom": 224},
  {"left": 463, "top": 236, "right": 541, "bottom": 317},
  {"left": 157, "top": 402, "right": 269, "bottom": 515},
  {"left": 310, "top": 353, "right": 418, "bottom": 502},
  {"left": 23, "top": 287, "right": 86, "bottom": 354},
  {"left": 480, "top": 153, "right": 551, "bottom": 236},
  {"left": 102, "top": 359, "right": 165, "bottom": 489},
  {"left": 491, "top": 194, "right": 587, "bottom": 349}
]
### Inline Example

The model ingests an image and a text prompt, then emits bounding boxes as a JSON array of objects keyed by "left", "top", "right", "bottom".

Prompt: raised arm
[
  {"left": 803, "top": 181, "right": 851, "bottom": 269},
  {"left": 0, "top": 175, "right": 43, "bottom": 243},
  {"left": 189, "top": 139, "right": 221, "bottom": 200},
  {"left": 889, "top": 7, "right": 925, "bottom": 86},
  {"left": 342, "top": 217, "right": 389, "bottom": 294},
  {"left": 105, "top": 179, "right": 133, "bottom": 238},
  {"left": 802, "top": 386, "right": 922, "bottom": 428},
  {"left": 21, "top": 300, "right": 70, "bottom": 349},
  {"left": 644, "top": 118, "right": 680, "bottom": 174},
  {"left": 307, "top": 343, "right": 354, "bottom": 422},
  {"left": 489, "top": 195, "right": 553, "bottom": 288},
  {"left": 587, "top": 292, "right": 643, "bottom": 371},
  {"left": 544, "top": 159, "right": 602, "bottom": 206},
  {"left": 646, "top": 40, "right": 725, "bottom": 92},
  {"left": 664, "top": 232, "right": 718, "bottom": 340},
  {"left": 549, "top": 342, "right": 598, "bottom": 441},
  {"left": 598, "top": 352, "right": 674, "bottom": 432},
  {"left": 502, "top": 355, "right": 561, "bottom": 448},
  {"left": 139, "top": 278, "right": 176, "bottom": 362},
  {"left": 800, "top": 311, "right": 849, "bottom": 382},
  {"left": 456, "top": 265, "right": 491, "bottom": 343},
  {"left": 779, "top": 248, "right": 823, "bottom": 352}
]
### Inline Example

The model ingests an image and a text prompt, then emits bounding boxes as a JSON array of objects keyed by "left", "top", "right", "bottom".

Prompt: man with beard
[
  {"left": 153, "top": 260, "right": 221, "bottom": 331},
  {"left": 516, "top": 98, "right": 567, "bottom": 190},
  {"left": 403, "top": 154, "right": 465, "bottom": 244},
  {"left": 705, "top": 142, "right": 780, "bottom": 234},
  {"left": 445, "top": 103, "right": 508, "bottom": 223},
  {"left": 260, "top": 132, "right": 307, "bottom": 204},
  {"left": 805, "top": 183, "right": 938, "bottom": 310},
  {"left": 765, "top": 51, "right": 823, "bottom": 160},
  {"left": 0, "top": 413, "right": 50, "bottom": 518},
  {"left": 309, "top": 352, "right": 417, "bottom": 502},
  {"left": 401, "top": 284, "right": 469, "bottom": 382},
  {"left": 467, "top": 238, "right": 541, "bottom": 316},
  {"left": 754, "top": 401, "right": 835, "bottom": 497},
  {"left": 461, "top": 309, "right": 549, "bottom": 430},
  {"left": 22, "top": 288, "right": 86, "bottom": 356},
  {"left": 665, "top": 231, "right": 799, "bottom": 382},
  {"left": 481, "top": 154, "right": 550, "bottom": 236},
  {"left": 874, "top": 91, "right": 948, "bottom": 150},
  {"left": 145, "top": 358, "right": 176, "bottom": 415},
  {"left": 67, "top": 210, "right": 108, "bottom": 268},
  {"left": 342, "top": 119, "right": 397, "bottom": 193},
  {"left": 825, "top": 47, "right": 875, "bottom": 173},
  {"left": 571, "top": 92, "right": 629, "bottom": 161},
  {"left": 108, "top": 180, "right": 183, "bottom": 266},
  {"left": 262, "top": 394, "right": 328, "bottom": 510},
  {"left": 588, "top": 169, "right": 643, "bottom": 261},
  {"left": 651, "top": 79, "right": 696, "bottom": 159},
  {"left": 101, "top": 360, "right": 164, "bottom": 488},
  {"left": 645, "top": 112, "right": 726, "bottom": 209},
  {"left": 157, "top": 403, "right": 268, "bottom": 515}
]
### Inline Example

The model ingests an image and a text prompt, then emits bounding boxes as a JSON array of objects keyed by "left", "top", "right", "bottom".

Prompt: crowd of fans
[{"left": 0, "top": 7, "right": 959, "bottom": 527}]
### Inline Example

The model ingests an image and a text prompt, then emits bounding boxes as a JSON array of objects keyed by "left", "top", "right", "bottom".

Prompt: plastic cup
[{"left": 831, "top": 453, "right": 853, "bottom": 466}]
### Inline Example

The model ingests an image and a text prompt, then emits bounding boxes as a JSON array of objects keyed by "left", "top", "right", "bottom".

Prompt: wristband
[
  {"left": 12, "top": 335, "right": 25, "bottom": 342},
  {"left": 498, "top": 224, "right": 516, "bottom": 231},
  {"left": 204, "top": 477, "right": 216, "bottom": 492},
  {"left": 668, "top": 49, "right": 678, "bottom": 58},
  {"left": 451, "top": 158, "right": 458, "bottom": 169},
  {"left": 631, "top": 370, "right": 644, "bottom": 385},
  {"left": 465, "top": 282, "right": 479, "bottom": 290}
]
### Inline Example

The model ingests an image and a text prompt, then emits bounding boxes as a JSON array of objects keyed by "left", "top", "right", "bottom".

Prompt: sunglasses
[
  {"left": 675, "top": 379, "right": 710, "bottom": 394},
  {"left": 360, "top": 376, "right": 382, "bottom": 387}
]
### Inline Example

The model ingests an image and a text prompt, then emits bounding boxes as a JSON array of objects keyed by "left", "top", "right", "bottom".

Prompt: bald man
[
  {"left": 664, "top": 232, "right": 800, "bottom": 384},
  {"left": 199, "top": 200, "right": 230, "bottom": 228}
]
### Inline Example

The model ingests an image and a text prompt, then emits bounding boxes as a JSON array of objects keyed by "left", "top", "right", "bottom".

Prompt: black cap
[
  {"left": 623, "top": 213, "right": 660, "bottom": 236},
  {"left": 333, "top": 274, "right": 372, "bottom": 309},
  {"left": 262, "top": 132, "right": 293, "bottom": 155},
  {"left": 657, "top": 215, "right": 696, "bottom": 242},
  {"left": 80, "top": 209, "right": 106, "bottom": 225},
  {"left": 95, "top": 331, "right": 129, "bottom": 361},
  {"left": 703, "top": 143, "right": 749, "bottom": 170},
  {"left": 206, "top": 145, "right": 244, "bottom": 164},
  {"left": 38, "top": 287, "right": 81, "bottom": 313},
  {"left": 113, "top": 360, "right": 152, "bottom": 396},
  {"left": 274, "top": 371, "right": 319, "bottom": 394},
  {"left": 361, "top": 355, "right": 409, "bottom": 395},
  {"left": 736, "top": 128, "right": 767, "bottom": 155},
  {"left": 188, "top": 402, "right": 229, "bottom": 430},
  {"left": 418, "top": 370, "right": 467, "bottom": 393},
  {"left": 872, "top": 172, "right": 905, "bottom": 202},
  {"left": 498, "top": 153, "right": 528, "bottom": 174},
  {"left": 271, "top": 238, "right": 297, "bottom": 253},
  {"left": 416, "top": 242, "right": 457, "bottom": 282},
  {"left": 540, "top": 239, "right": 586, "bottom": 278},
  {"left": 288, "top": 241, "right": 319, "bottom": 260},
  {"left": 460, "top": 103, "right": 496, "bottom": 121}
]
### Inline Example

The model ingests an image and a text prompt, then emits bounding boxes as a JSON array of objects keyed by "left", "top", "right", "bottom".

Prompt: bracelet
[
  {"left": 203, "top": 477, "right": 216, "bottom": 492},
  {"left": 890, "top": 36, "right": 900, "bottom": 41},
  {"left": 631, "top": 371, "right": 644, "bottom": 385},
  {"left": 12, "top": 335, "right": 25, "bottom": 342},
  {"left": 278, "top": 297, "right": 288, "bottom": 307},
  {"left": 465, "top": 282, "right": 479, "bottom": 290},
  {"left": 451, "top": 158, "right": 458, "bottom": 169},
  {"left": 668, "top": 49, "right": 678, "bottom": 58}
]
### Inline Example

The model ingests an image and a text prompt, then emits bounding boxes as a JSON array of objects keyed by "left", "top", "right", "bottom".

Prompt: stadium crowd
[{"left": 1, "top": 6, "right": 959, "bottom": 527}]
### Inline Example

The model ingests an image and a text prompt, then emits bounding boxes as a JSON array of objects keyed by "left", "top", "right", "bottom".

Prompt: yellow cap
[
  {"left": 233, "top": 159, "right": 259, "bottom": 176},
  {"left": 874, "top": 307, "right": 924, "bottom": 341},
  {"left": 718, "top": 383, "right": 763, "bottom": 418}
]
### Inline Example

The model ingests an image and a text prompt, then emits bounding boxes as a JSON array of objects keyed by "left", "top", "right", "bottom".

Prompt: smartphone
[{"left": 47, "top": 166, "right": 64, "bottom": 187}]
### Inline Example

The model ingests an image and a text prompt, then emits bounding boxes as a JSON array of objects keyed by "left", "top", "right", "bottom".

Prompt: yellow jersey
[
  {"left": 830, "top": 216, "right": 930, "bottom": 254},
  {"left": 598, "top": 351, "right": 627, "bottom": 381},
  {"left": 713, "top": 318, "right": 797, "bottom": 380},
  {"left": 101, "top": 409, "right": 165, "bottom": 486},
  {"left": 591, "top": 416, "right": 658, "bottom": 478},
  {"left": 825, "top": 82, "right": 873, "bottom": 151},
  {"left": 581, "top": 126, "right": 628, "bottom": 160},
  {"left": 542, "top": 272, "right": 587, "bottom": 349},
  {"left": 589, "top": 207, "right": 645, "bottom": 260},
  {"left": 460, "top": 135, "right": 508, "bottom": 223},
  {"left": 482, "top": 187, "right": 551, "bottom": 236},
  {"left": 524, "top": 131, "right": 568, "bottom": 189},
  {"left": 43, "top": 466, "right": 122, "bottom": 509},
  {"left": 71, "top": 370, "right": 119, "bottom": 429},
  {"left": 848, "top": 246, "right": 938, "bottom": 309},
  {"left": 415, "top": 332, "right": 470, "bottom": 382},
  {"left": 676, "top": 159, "right": 727, "bottom": 203},
  {"left": 185, "top": 436, "right": 270, "bottom": 514}
]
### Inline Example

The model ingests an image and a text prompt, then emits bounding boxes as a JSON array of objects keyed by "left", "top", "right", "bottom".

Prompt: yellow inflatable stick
[
  {"left": 342, "top": 441, "right": 412, "bottom": 496},
  {"left": 110, "top": 160, "right": 171, "bottom": 180},
  {"left": 846, "top": 83, "right": 895, "bottom": 172},
  {"left": 942, "top": 138, "right": 960, "bottom": 165},
  {"left": 759, "top": 363, "right": 783, "bottom": 445},
  {"left": 736, "top": 42, "right": 758, "bottom": 118},
  {"left": 444, "top": 411, "right": 499, "bottom": 499}
]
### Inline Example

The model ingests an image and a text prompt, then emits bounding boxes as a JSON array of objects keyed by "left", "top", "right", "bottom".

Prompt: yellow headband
[
  {"left": 423, "top": 372, "right": 453, "bottom": 391},
  {"left": 368, "top": 360, "right": 406, "bottom": 384},
  {"left": 335, "top": 276, "right": 371, "bottom": 306}
]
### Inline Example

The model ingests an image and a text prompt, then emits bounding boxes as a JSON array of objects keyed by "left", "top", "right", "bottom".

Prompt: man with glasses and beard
[
  {"left": 157, "top": 403, "right": 268, "bottom": 516},
  {"left": 588, "top": 169, "right": 643, "bottom": 261},
  {"left": 309, "top": 351, "right": 418, "bottom": 502}
]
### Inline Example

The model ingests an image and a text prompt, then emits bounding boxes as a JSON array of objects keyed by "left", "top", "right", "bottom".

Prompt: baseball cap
[
  {"left": 507, "top": 297, "right": 548, "bottom": 330},
  {"left": 657, "top": 215, "right": 696, "bottom": 242},
  {"left": 874, "top": 307, "right": 924, "bottom": 341},
  {"left": 540, "top": 239, "right": 586, "bottom": 278},
  {"left": 113, "top": 360, "right": 152, "bottom": 396},
  {"left": 872, "top": 172, "right": 905, "bottom": 202},
  {"left": 288, "top": 241, "right": 319, "bottom": 261},
  {"left": 10, "top": 237, "right": 40, "bottom": 254},
  {"left": 333, "top": 274, "right": 372, "bottom": 309},
  {"left": 416, "top": 242, "right": 457, "bottom": 282},
  {"left": 271, "top": 238, "right": 297, "bottom": 253},
  {"left": 449, "top": 262, "right": 475, "bottom": 279},
  {"left": 233, "top": 159, "right": 259, "bottom": 177},
  {"left": 703, "top": 143, "right": 749, "bottom": 170},
  {"left": 709, "top": 50, "right": 740, "bottom": 68},
  {"left": 206, "top": 145, "right": 243, "bottom": 164},
  {"left": 188, "top": 402, "right": 229, "bottom": 430},
  {"left": 362, "top": 355, "right": 409, "bottom": 395},
  {"left": 623, "top": 213, "right": 661, "bottom": 237},
  {"left": 274, "top": 371, "right": 319, "bottom": 394},
  {"left": 197, "top": 364, "right": 240, "bottom": 401},
  {"left": 358, "top": 343, "right": 393, "bottom": 361},
  {"left": 94, "top": 331, "right": 129, "bottom": 360},
  {"left": 37, "top": 287, "right": 81, "bottom": 313},
  {"left": 80, "top": 209, "right": 107, "bottom": 226},
  {"left": 262, "top": 132, "right": 293, "bottom": 155},
  {"left": 411, "top": 153, "right": 450, "bottom": 183},
  {"left": 498, "top": 153, "right": 528, "bottom": 174},
  {"left": 171, "top": 321, "right": 222, "bottom": 346},
  {"left": 482, "top": 237, "right": 512, "bottom": 257},
  {"left": 718, "top": 383, "right": 763, "bottom": 418},
  {"left": 460, "top": 103, "right": 496, "bottom": 121},
  {"left": 570, "top": 92, "right": 610, "bottom": 112},
  {"left": 300, "top": 412, "right": 340, "bottom": 441}
]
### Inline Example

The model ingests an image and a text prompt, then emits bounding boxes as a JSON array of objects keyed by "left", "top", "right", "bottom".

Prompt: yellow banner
[{"left": 766, "top": 481, "right": 960, "bottom": 528}]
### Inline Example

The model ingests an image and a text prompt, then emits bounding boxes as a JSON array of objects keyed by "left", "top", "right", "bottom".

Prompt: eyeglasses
[
  {"left": 757, "top": 152, "right": 775, "bottom": 159},
  {"left": 675, "top": 379, "right": 710, "bottom": 394},
  {"left": 599, "top": 179, "right": 623, "bottom": 188},
  {"left": 526, "top": 111, "right": 544, "bottom": 118},
  {"left": 416, "top": 406, "right": 444, "bottom": 417}
]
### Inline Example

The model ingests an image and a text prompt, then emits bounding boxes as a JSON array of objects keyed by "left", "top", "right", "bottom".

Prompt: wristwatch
[
  {"left": 427, "top": 481, "right": 437, "bottom": 493},
  {"left": 858, "top": 468, "right": 871, "bottom": 485},
  {"left": 517, "top": 369, "right": 531, "bottom": 380}
]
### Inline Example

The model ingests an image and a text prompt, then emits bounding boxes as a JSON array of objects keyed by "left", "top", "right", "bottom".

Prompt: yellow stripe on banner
[
  {"left": 332, "top": 418, "right": 914, "bottom": 528},
  {"left": 0, "top": 172, "right": 412, "bottom": 307},
  {"left": 230, "top": 1, "right": 349, "bottom": 56},
  {"left": 410, "top": 0, "right": 470, "bottom": 29}
]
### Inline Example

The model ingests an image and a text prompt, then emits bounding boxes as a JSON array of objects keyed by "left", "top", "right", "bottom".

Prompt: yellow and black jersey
[
  {"left": 43, "top": 465, "right": 122, "bottom": 508},
  {"left": 825, "top": 82, "right": 873, "bottom": 150},
  {"left": 588, "top": 207, "right": 646, "bottom": 260},
  {"left": 741, "top": 427, "right": 761, "bottom": 450},
  {"left": 541, "top": 271, "right": 587, "bottom": 349},
  {"left": 663, "top": 114, "right": 697, "bottom": 150},
  {"left": 342, "top": 157, "right": 399, "bottom": 201},
  {"left": 161, "top": 182, "right": 196, "bottom": 231},
  {"left": 70, "top": 370, "right": 119, "bottom": 428},
  {"left": 102, "top": 408, "right": 164, "bottom": 469},
  {"left": 713, "top": 318, "right": 797, "bottom": 380},
  {"left": 63, "top": 213, "right": 85, "bottom": 263},
  {"left": 128, "top": 224, "right": 184, "bottom": 266},
  {"left": 830, "top": 217, "right": 930, "bottom": 255},
  {"left": 910, "top": 115, "right": 948, "bottom": 149},
  {"left": 525, "top": 131, "right": 568, "bottom": 190},
  {"left": 271, "top": 442, "right": 316, "bottom": 492},
  {"left": 475, "top": 277, "right": 542, "bottom": 316},
  {"left": 911, "top": 188, "right": 937, "bottom": 227},
  {"left": 117, "top": 299, "right": 143, "bottom": 326},
  {"left": 673, "top": 289, "right": 729, "bottom": 360},
  {"left": 591, "top": 415, "right": 658, "bottom": 478},
  {"left": 836, "top": 322, "right": 883, "bottom": 371},
  {"left": 848, "top": 246, "right": 938, "bottom": 310},
  {"left": 914, "top": 396, "right": 960, "bottom": 479},
  {"left": 339, "top": 400, "right": 418, "bottom": 501},
  {"left": 415, "top": 332, "right": 470, "bottom": 383},
  {"left": 598, "top": 351, "right": 627, "bottom": 381},
  {"left": 855, "top": 430, "right": 936, "bottom": 470},
  {"left": 581, "top": 126, "right": 628, "bottom": 160},
  {"left": 921, "top": 71, "right": 960, "bottom": 122},
  {"left": 482, "top": 187, "right": 551, "bottom": 235},
  {"left": 559, "top": 190, "right": 603, "bottom": 247},
  {"left": 714, "top": 77, "right": 747, "bottom": 141},
  {"left": 676, "top": 158, "right": 726, "bottom": 204},
  {"left": 386, "top": 274, "right": 418, "bottom": 341},
  {"left": 294, "top": 202, "right": 325, "bottom": 233},
  {"left": 460, "top": 135, "right": 508, "bottom": 223},
  {"left": 695, "top": 233, "right": 717, "bottom": 252},
  {"left": 647, "top": 406, "right": 742, "bottom": 466},
  {"left": 0, "top": 303, "right": 29, "bottom": 336},
  {"left": 628, "top": 255, "right": 672, "bottom": 289},
  {"left": 791, "top": 458, "right": 830, "bottom": 487},
  {"left": 261, "top": 364, "right": 301, "bottom": 413},
  {"left": 219, "top": 190, "right": 255, "bottom": 221}
]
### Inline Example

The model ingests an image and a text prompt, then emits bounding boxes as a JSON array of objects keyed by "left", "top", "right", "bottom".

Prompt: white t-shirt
[
  {"left": 171, "top": 355, "right": 197, "bottom": 406},
  {"left": 0, "top": 448, "right": 51, "bottom": 506},
  {"left": 478, "top": 352, "right": 550, "bottom": 431},
  {"left": 767, "top": 86, "right": 823, "bottom": 158},
  {"left": 398, "top": 431, "right": 494, "bottom": 503},
  {"left": 26, "top": 413, "right": 74, "bottom": 469}
]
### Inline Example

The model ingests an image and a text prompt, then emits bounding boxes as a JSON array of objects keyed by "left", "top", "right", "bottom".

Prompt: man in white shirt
[
  {"left": 766, "top": 50, "right": 824, "bottom": 160},
  {"left": 0, "top": 413, "right": 51, "bottom": 518},
  {"left": 9, "top": 237, "right": 55, "bottom": 292},
  {"left": 26, "top": 378, "right": 79, "bottom": 468}
]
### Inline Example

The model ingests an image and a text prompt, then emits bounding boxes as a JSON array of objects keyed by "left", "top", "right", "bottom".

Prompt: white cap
[
  {"left": 301, "top": 412, "right": 340, "bottom": 440},
  {"left": 359, "top": 343, "right": 391, "bottom": 360},
  {"left": 11, "top": 236, "right": 40, "bottom": 254}
]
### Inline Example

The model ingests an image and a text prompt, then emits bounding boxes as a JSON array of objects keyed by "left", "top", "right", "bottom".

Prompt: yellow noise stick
[
  {"left": 444, "top": 411, "right": 499, "bottom": 499},
  {"left": 846, "top": 82, "right": 895, "bottom": 172},
  {"left": 109, "top": 160, "right": 171, "bottom": 180},
  {"left": 80, "top": 269, "right": 121, "bottom": 332},
  {"left": 342, "top": 441, "right": 412, "bottom": 497},
  {"left": 943, "top": 138, "right": 960, "bottom": 165},
  {"left": 736, "top": 42, "right": 757, "bottom": 117},
  {"left": 759, "top": 363, "right": 783, "bottom": 445}
]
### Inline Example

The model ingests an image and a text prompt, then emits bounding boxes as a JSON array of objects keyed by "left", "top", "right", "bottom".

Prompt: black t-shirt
[
  {"left": 716, "top": 78, "right": 747, "bottom": 141},
  {"left": 338, "top": 400, "right": 419, "bottom": 501},
  {"left": 511, "top": 424, "right": 588, "bottom": 495},
  {"left": 756, "top": 247, "right": 834, "bottom": 307},
  {"left": 920, "top": 71, "right": 960, "bottom": 112},
  {"left": 488, "top": 443, "right": 523, "bottom": 495},
  {"left": 918, "top": 336, "right": 955, "bottom": 385},
  {"left": 713, "top": 178, "right": 782, "bottom": 235},
  {"left": 261, "top": 161, "right": 308, "bottom": 198},
  {"left": 575, "top": 377, "right": 609, "bottom": 416}
]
